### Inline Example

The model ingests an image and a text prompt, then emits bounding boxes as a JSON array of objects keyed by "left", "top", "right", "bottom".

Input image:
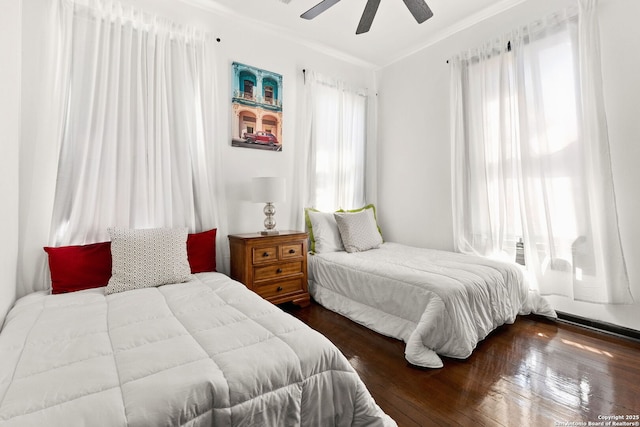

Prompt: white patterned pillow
[
  {"left": 105, "top": 227, "right": 192, "bottom": 295},
  {"left": 334, "top": 209, "right": 383, "bottom": 253}
]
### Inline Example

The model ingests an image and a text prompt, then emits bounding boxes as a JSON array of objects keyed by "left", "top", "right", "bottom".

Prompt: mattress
[
  {"left": 0, "top": 272, "right": 395, "bottom": 426},
  {"left": 308, "top": 242, "right": 556, "bottom": 368}
]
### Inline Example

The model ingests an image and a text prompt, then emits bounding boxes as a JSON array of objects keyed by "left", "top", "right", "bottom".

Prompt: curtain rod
[{"left": 446, "top": 40, "right": 511, "bottom": 64}]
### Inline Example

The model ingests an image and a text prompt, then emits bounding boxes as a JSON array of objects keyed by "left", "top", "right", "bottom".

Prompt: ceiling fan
[{"left": 300, "top": 0, "right": 433, "bottom": 34}]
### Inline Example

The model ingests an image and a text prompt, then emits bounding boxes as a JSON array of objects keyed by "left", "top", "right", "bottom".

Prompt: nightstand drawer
[
  {"left": 252, "top": 246, "right": 278, "bottom": 264},
  {"left": 254, "top": 261, "right": 303, "bottom": 281},
  {"left": 255, "top": 277, "right": 304, "bottom": 299},
  {"left": 280, "top": 243, "right": 304, "bottom": 259}
]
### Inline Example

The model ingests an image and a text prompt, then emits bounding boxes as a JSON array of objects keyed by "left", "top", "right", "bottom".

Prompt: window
[
  {"left": 264, "top": 86, "right": 274, "bottom": 104},
  {"left": 49, "top": 0, "right": 219, "bottom": 246},
  {"left": 243, "top": 80, "right": 254, "bottom": 99},
  {"left": 303, "top": 71, "right": 367, "bottom": 212},
  {"left": 450, "top": 5, "right": 631, "bottom": 303}
]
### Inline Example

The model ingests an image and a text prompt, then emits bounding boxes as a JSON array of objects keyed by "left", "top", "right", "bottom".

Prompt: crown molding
[
  {"left": 379, "top": 0, "right": 528, "bottom": 69},
  {"left": 177, "top": 0, "right": 379, "bottom": 70}
]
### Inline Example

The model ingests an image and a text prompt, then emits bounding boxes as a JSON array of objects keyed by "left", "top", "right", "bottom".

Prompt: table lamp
[{"left": 251, "top": 177, "right": 286, "bottom": 235}]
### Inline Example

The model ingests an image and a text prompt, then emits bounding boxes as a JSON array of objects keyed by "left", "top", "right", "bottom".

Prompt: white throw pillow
[
  {"left": 105, "top": 227, "right": 192, "bottom": 295},
  {"left": 334, "top": 209, "right": 383, "bottom": 253},
  {"left": 307, "top": 210, "right": 345, "bottom": 253}
]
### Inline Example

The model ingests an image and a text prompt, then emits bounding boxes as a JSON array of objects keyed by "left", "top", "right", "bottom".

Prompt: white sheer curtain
[
  {"left": 293, "top": 70, "right": 367, "bottom": 223},
  {"left": 450, "top": 1, "right": 632, "bottom": 304},
  {"left": 20, "top": 0, "right": 228, "bottom": 292}
]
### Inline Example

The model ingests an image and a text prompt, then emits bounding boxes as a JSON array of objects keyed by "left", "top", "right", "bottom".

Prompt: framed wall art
[{"left": 231, "top": 62, "right": 283, "bottom": 152}]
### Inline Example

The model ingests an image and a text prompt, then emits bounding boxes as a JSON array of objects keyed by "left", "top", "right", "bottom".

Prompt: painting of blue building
[{"left": 231, "top": 62, "right": 283, "bottom": 151}]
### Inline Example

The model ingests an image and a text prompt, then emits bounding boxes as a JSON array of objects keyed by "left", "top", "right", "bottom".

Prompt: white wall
[
  {"left": 0, "top": 0, "right": 21, "bottom": 326},
  {"left": 18, "top": 0, "right": 376, "bottom": 285},
  {"left": 376, "top": 0, "right": 640, "bottom": 331}
]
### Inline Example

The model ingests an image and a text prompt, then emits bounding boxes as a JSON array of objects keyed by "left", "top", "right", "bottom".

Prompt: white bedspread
[
  {"left": 0, "top": 272, "right": 395, "bottom": 426},
  {"left": 308, "top": 243, "right": 556, "bottom": 368}
]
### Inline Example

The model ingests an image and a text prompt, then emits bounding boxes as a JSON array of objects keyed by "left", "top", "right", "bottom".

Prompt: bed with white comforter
[
  {"left": 308, "top": 242, "right": 556, "bottom": 369},
  {"left": 0, "top": 272, "right": 395, "bottom": 426}
]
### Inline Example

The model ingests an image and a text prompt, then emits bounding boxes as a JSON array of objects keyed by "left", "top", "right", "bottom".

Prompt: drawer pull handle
[
  {"left": 277, "top": 286, "right": 283, "bottom": 292},
  {"left": 262, "top": 252, "right": 269, "bottom": 257},
  {"left": 289, "top": 249, "right": 296, "bottom": 254},
  {"left": 276, "top": 268, "right": 283, "bottom": 274}
]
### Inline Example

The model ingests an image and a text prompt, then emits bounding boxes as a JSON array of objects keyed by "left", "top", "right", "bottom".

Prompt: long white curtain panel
[
  {"left": 17, "top": 0, "right": 227, "bottom": 296},
  {"left": 449, "top": 1, "right": 632, "bottom": 304},
  {"left": 49, "top": 0, "right": 221, "bottom": 246},
  {"left": 295, "top": 70, "right": 367, "bottom": 214}
]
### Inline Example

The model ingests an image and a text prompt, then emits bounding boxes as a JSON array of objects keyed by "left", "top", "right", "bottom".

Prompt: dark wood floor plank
[{"left": 283, "top": 302, "right": 640, "bottom": 427}]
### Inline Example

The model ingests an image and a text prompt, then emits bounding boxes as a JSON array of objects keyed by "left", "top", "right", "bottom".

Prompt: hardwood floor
[{"left": 283, "top": 302, "right": 640, "bottom": 427}]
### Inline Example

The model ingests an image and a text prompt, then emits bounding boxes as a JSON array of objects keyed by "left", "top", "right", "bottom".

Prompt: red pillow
[
  {"left": 186, "top": 228, "right": 217, "bottom": 273},
  {"left": 44, "top": 242, "right": 112, "bottom": 294},
  {"left": 44, "top": 228, "right": 217, "bottom": 294}
]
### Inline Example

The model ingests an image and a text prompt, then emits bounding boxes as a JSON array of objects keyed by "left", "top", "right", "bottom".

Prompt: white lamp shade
[{"left": 251, "top": 177, "right": 286, "bottom": 203}]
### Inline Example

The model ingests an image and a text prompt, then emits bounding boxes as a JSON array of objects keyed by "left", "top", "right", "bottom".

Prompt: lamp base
[{"left": 260, "top": 202, "right": 279, "bottom": 236}]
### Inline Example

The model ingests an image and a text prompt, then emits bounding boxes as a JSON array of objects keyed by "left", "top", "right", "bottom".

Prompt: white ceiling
[{"left": 202, "top": 0, "right": 527, "bottom": 68}]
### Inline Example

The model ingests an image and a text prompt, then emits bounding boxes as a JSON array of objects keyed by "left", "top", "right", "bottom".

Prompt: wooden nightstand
[{"left": 228, "top": 231, "right": 310, "bottom": 307}]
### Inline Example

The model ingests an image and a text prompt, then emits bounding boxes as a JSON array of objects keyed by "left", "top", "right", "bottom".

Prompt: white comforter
[
  {"left": 0, "top": 272, "right": 395, "bottom": 426},
  {"left": 309, "top": 243, "right": 556, "bottom": 369}
]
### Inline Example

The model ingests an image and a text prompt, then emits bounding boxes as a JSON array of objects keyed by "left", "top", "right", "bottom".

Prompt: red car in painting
[{"left": 243, "top": 131, "right": 279, "bottom": 146}]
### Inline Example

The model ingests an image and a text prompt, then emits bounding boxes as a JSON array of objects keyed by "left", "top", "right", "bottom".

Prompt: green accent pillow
[
  {"left": 304, "top": 207, "right": 319, "bottom": 253},
  {"left": 304, "top": 207, "right": 345, "bottom": 254}
]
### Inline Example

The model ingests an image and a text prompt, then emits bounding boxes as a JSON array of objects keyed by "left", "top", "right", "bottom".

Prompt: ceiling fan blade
[
  {"left": 301, "top": 0, "right": 341, "bottom": 20},
  {"left": 356, "top": 0, "right": 381, "bottom": 34},
  {"left": 401, "top": 0, "right": 433, "bottom": 23}
]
